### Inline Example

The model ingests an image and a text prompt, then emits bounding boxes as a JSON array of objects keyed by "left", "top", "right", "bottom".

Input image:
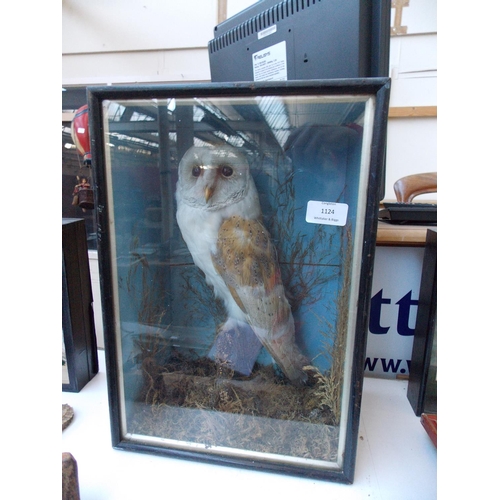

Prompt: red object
[
  {"left": 71, "top": 105, "right": 92, "bottom": 165},
  {"left": 421, "top": 413, "right": 437, "bottom": 447}
]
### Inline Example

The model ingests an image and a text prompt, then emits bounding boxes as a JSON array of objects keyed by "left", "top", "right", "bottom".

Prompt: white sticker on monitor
[
  {"left": 258, "top": 25, "right": 277, "bottom": 39},
  {"left": 252, "top": 41, "right": 287, "bottom": 81},
  {"left": 306, "top": 201, "right": 349, "bottom": 226}
]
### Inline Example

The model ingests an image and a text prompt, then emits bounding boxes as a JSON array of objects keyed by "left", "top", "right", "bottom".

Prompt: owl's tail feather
[
  {"left": 252, "top": 317, "right": 309, "bottom": 386},
  {"left": 265, "top": 335, "right": 310, "bottom": 386}
]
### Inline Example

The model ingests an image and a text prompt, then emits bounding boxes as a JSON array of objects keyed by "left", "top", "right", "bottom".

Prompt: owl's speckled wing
[{"left": 212, "top": 215, "right": 308, "bottom": 384}]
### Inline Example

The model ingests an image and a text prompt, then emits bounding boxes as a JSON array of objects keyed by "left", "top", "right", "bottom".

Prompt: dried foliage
[
  {"left": 129, "top": 347, "right": 339, "bottom": 461},
  {"left": 267, "top": 168, "right": 341, "bottom": 312},
  {"left": 126, "top": 234, "right": 169, "bottom": 326},
  {"left": 304, "top": 225, "right": 353, "bottom": 425},
  {"left": 179, "top": 266, "right": 226, "bottom": 330}
]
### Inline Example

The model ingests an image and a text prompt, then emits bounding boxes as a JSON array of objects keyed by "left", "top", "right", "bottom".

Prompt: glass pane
[
  {"left": 101, "top": 93, "right": 374, "bottom": 470},
  {"left": 62, "top": 88, "right": 97, "bottom": 250}
]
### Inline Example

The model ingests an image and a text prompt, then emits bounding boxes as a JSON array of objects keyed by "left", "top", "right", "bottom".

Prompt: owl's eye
[
  {"left": 220, "top": 165, "right": 233, "bottom": 178},
  {"left": 192, "top": 166, "right": 201, "bottom": 177}
]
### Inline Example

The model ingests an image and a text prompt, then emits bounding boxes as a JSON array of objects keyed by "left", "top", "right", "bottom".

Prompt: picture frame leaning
[{"left": 88, "top": 78, "right": 390, "bottom": 483}]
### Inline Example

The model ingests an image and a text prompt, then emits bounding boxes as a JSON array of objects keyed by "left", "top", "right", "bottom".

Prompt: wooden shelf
[
  {"left": 377, "top": 221, "right": 436, "bottom": 246},
  {"left": 389, "top": 106, "right": 437, "bottom": 118}
]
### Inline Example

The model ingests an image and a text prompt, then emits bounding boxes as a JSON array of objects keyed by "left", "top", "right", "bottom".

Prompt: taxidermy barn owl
[{"left": 175, "top": 145, "right": 309, "bottom": 385}]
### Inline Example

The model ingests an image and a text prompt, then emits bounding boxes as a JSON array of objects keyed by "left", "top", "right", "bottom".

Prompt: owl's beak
[{"left": 204, "top": 185, "right": 215, "bottom": 202}]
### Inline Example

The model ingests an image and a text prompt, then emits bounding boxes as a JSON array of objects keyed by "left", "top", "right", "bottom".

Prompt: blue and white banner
[{"left": 365, "top": 246, "right": 425, "bottom": 378}]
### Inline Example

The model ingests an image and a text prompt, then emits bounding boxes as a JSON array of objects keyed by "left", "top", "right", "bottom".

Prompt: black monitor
[{"left": 209, "top": 0, "right": 390, "bottom": 83}]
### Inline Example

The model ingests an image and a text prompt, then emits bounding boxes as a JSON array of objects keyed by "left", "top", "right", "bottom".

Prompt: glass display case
[{"left": 88, "top": 79, "right": 390, "bottom": 482}]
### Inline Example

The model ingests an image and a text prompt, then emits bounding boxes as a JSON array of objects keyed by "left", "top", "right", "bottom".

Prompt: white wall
[
  {"left": 387, "top": 0, "right": 437, "bottom": 200},
  {"left": 62, "top": 0, "right": 217, "bottom": 84}
]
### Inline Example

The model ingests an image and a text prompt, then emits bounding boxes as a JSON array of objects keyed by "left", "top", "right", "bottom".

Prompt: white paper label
[
  {"left": 305, "top": 201, "right": 349, "bottom": 226},
  {"left": 252, "top": 41, "right": 287, "bottom": 81},
  {"left": 258, "top": 25, "right": 277, "bottom": 39}
]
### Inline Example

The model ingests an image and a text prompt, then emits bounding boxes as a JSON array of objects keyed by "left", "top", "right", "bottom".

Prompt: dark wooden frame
[
  {"left": 62, "top": 218, "right": 99, "bottom": 392},
  {"left": 88, "top": 79, "right": 390, "bottom": 483}
]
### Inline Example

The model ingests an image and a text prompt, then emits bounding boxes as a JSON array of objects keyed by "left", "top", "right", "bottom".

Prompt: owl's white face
[{"left": 176, "top": 146, "right": 252, "bottom": 210}]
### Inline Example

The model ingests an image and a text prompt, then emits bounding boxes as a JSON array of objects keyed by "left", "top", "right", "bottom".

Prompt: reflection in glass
[{"left": 62, "top": 87, "right": 98, "bottom": 250}]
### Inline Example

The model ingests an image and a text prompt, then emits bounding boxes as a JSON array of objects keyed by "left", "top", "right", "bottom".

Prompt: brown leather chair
[{"left": 393, "top": 172, "right": 437, "bottom": 203}]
